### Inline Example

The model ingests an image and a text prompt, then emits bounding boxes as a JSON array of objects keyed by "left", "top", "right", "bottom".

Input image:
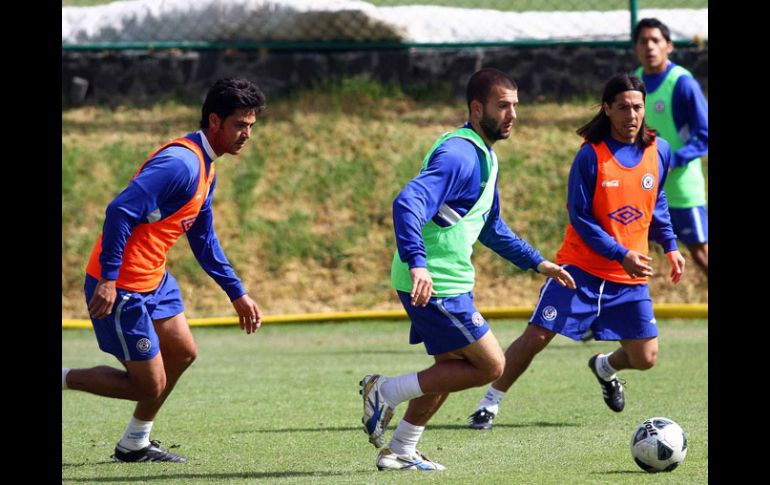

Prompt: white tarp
[{"left": 62, "top": 0, "right": 708, "bottom": 45}]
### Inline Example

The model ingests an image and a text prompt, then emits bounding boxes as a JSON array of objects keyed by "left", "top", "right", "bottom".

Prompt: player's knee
[
  {"left": 490, "top": 362, "right": 505, "bottom": 382},
  {"left": 181, "top": 345, "right": 198, "bottom": 367},
  {"left": 632, "top": 351, "right": 657, "bottom": 370},
  {"left": 522, "top": 326, "right": 553, "bottom": 354},
  {"left": 170, "top": 344, "right": 198, "bottom": 369},
  {"left": 480, "top": 354, "right": 505, "bottom": 383},
  {"left": 135, "top": 375, "right": 166, "bottom": 400}
]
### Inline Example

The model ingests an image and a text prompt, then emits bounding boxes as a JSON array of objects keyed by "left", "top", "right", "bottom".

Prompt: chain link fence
[{"left": 62, "top": 0, "right": 708, "bottom": 50}]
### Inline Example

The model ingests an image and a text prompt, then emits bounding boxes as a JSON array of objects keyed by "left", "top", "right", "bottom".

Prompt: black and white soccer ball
[{"left": 630, "top": 417, "right": 687, "bottom": 473}]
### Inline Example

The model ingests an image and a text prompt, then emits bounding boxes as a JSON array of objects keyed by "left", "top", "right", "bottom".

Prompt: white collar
[{"left": 197, "top": 130, "right": 218, "bottom": 160}]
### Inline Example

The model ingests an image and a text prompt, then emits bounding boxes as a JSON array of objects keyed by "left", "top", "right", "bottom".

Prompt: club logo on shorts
[
  {"left": 542, "top": 306, "right": 557, "bottom": 321},
  {"left": 471, "top": 312, "right": 485, "bottom": 327},
  {"left": 136, "top": 338, "right": 152, "bottom": 353},
  {"left": 641, "top": 173, "right": 655, "bottom": 190}
]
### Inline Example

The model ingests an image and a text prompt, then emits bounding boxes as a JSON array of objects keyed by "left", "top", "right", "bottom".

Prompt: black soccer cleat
[
  {"left": 467, "top": 408, "right": 495, "bottom": 430},
  {"left": 113, "top": 440, "right": 187, "bottom": 463},
  {"left": 588, "top": 354, "right": 625, "bottom": 412}
]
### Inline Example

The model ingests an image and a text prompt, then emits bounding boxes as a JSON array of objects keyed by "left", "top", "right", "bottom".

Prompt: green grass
[{"left": 62, "top": 318, "right": 708, "bottom": 484}]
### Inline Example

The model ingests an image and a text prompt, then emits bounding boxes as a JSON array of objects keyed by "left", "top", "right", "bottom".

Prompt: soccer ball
[{"left": 630, "top": 417, "right": 687, "bottom": 472}]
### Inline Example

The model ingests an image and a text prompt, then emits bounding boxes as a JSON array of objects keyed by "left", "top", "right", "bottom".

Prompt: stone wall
[{"left": 62, "top": 45, "right": 708, "bottom": 105}]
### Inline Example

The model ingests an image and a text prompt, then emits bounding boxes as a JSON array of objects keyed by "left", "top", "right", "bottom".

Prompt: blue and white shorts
[
  {"left": 530, "top": 265, "right": 658, "bottom": 341},
  {"left": 397, "top": 290, "right": 490, "bottom": 355},
  {"left": 669, "top": 205, "right": 708, "bottom": 245},
  {"left": 84, "top": 272, "right": 185, "bottom": 361}
]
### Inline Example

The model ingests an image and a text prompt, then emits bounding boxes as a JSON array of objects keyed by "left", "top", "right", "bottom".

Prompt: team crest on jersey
[
  {"left": 641, "top": 173, "right": 655, "bottom": 190},
  {"left": 608, "top": 205, "right": 643, "bottom": 225},
  {"left": 180, "top": 217, "right": 197, "bottom": 232},
  {"left": 654, "top": 100, "right": 665, "bottom": 113},
  {"left": 471, "top": 312, "right": 485, "bottom": 327},
  {"left": 542, "top": 306, "right": 557, "bottom": 321},
  {"left": 136, "top": 338, "right": 152, "bottom": 353}
]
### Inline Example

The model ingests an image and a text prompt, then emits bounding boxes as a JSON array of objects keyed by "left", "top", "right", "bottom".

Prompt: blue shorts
[
  {"left": 397, "top": 291, "right": 490, "bottom": 356},
  {"left": 669, "top": 205, "right": 708, "bottom": 245},
  {"left": 84, "top": 272, "right": 185, "bottom": 361},
  {"left": 530, "top": 265, "right": 657, "bottom": 341}
]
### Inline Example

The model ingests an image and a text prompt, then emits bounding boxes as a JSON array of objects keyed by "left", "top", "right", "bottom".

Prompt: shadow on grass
[
  {"left": 63, "top": 461, "right": 116, "bottom": 467},
  {"left": 318, "top": 349, "right": 420, "bottom": 356},
  {"left": 64, "top": 470, "right": 363, "bottom": 482},
  {"left": 593, "top": 470, "right": 647, "bottom": 475},
  {"left": 428, "top": 421, "right": 579, "bottom": 430},
  {"left": 234, "top": 421, "right": 578, "bottom": 434}
]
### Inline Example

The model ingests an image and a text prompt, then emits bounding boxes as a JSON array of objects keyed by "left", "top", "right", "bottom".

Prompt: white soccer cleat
[
  {"left": 376, "top": 447, "right": 446, "bottom": 471},
  {"left": 359, "top": 374, "right": 394, "bottom": 448}
]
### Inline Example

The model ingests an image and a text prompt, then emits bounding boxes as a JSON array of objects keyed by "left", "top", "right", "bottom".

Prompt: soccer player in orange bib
[
  {"left": 468, "top": 73, "right": 685, "bottom": 430},
  {"left": 63, "top": 78, "right": 266, "bottom": 462}
]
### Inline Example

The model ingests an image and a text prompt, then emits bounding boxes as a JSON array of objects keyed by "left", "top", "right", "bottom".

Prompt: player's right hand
[
  {"left": 88, "top": 278, "right": 117, "bottom": 319},
  {"left": 409, "top": 267, "right": 436, "bottom": 307},
  {"left": 621, "top": 250, "right": 654, "bottom": 279},
  {"left": 536, "top": 261, "right": 576, "bottom": 289}
]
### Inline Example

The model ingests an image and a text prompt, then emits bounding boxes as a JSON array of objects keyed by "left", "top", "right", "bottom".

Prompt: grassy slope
[
  {"left": 62, "top": 80, "right": 707, "bottom": 318},
  {"left": 62, "top": 318, "right": 708, "bottom": 484}
]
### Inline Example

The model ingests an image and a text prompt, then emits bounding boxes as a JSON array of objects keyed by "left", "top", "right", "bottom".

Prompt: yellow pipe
[{"left": 62, "top": 303, "right": 707, "bottom": 329}]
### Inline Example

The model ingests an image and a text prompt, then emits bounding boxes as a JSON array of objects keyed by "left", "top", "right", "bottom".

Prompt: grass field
[{"left": 62, "top": 319, "right": 708, "bottom": 484}]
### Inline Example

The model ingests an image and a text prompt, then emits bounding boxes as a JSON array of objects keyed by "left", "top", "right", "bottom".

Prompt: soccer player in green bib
[
  {"left": 359, "top": 68, "right": 575, "bottom": 471},
  {"left": 634, "top": 18, "right": 708, "bottom": 275}
]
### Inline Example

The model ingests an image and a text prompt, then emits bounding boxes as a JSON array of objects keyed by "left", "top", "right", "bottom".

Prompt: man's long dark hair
[
  {"left": 576, "top": 73, "right": 654, "bottom": 148},
  {"left": 200, "top": 78, "right": 266, "bottom": 129}
]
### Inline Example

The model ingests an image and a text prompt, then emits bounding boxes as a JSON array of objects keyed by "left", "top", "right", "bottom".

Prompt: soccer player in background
[
  {"left": 634, "top": 17, "right": 708, "bottom": 276},
  {"left": 467, "top": 74, "right": 685, "bottom": 430},
  {"left": 62, "top": 78, "right": 265, "bottom": 462},
  {"left": 359, "top": 68, "right": 575, "bottom": 470}
]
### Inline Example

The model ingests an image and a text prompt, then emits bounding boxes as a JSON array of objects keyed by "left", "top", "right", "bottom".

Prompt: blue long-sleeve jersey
[
  {"left": 639, "top": 62, "right": 708, "bottom": 169},
  {"left": 98, "top": 131, "right": 246, "bottom": 301},
  {"left": 567, "top": 136, "right": 678, "bottom": 263},
  {"left": 393, "top": 123, "right": 545, "bottom": 272}
]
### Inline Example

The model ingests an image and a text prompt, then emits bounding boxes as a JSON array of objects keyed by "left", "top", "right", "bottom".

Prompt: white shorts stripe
[
  {"left": 114, "top": 293, "right": 133, "bottom": 361},
  {"left": 691, "top": 207, "right": 706, "bottom": 243},
  {"left": 436, "top": 298, "right": 474, "bottom": 344},
  {"left": 597, "top": 279, "right": 606, "bottom": 317}
]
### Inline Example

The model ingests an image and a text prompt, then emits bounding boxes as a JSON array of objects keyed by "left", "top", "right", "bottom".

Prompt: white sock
[
  {"left": 62, "top": 368, "right": 71, "bottom": 390},
  {"left": 477, "top": 386, "right": 506, "bottom": 415},
  {"left": 380, "top": 372, "right": 423, "bottom": 408},
  {"left": 595, "top": 352, "right": 618, "bottom": 381},
  {"left": 388, "top": 419, "right": 425, "bottom": 456},
  {"left": 117, "top": 417, "right": 153, "bottom": 451}
]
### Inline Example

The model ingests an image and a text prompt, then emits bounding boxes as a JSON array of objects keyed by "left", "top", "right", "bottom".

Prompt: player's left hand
[
  {"left": 666, "top": 250, "right": 685, "bottom": 284},
  {"left": 537, "top": 261, "right": 576, "bottom": 289},
  {"left": 232, "top": 294, "right": 262, "bottom": 334}
]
